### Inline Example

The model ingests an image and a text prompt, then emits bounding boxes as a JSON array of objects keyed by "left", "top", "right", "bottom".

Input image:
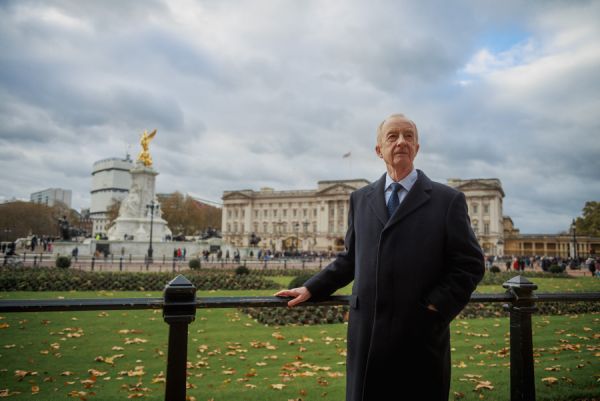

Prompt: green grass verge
[{"left": 0, "top": 276, "right": 599, "bottom": 400}]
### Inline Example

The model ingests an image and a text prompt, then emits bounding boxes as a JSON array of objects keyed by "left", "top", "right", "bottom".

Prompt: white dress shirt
[{"left": 384, "top": 168, "right": 418, "bottom": 207}]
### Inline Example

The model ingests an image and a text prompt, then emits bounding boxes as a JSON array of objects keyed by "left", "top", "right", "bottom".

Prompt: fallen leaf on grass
[
  {"left": 151, "top": 372, "right": 166, "bottom": 384},
  {"left": 95, "top": 354, "right": 124, "bottom": 365},
  {"left": 14, "top": 370, "right": 37, "bottom": 381},
  {"left": 270, "top": 384, "right": 286, "bottom": 390},
  {"left": 125, "top": 338, "right": 148, "bottom": 345},
  {"left": 542, "top": 377, "right": 559, "bottom": 385},
  {"left": 87, "top": 369, "right": 107, "bottom": 377},
  {"left": 0, "top": 389, "right": 21, "bottom": 397},
  {"left": 474, "top": 380, "right": 494, "bottom": 391},
  {"left": 118, "top": 329, "right": 144, "bottom": 334}
]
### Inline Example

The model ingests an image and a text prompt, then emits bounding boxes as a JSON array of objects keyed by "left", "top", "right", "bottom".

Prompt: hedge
[{"left": 0, "top": 267, "right": 279, "bottom": 291}]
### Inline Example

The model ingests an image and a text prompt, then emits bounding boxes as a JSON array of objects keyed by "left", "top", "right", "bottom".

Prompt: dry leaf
[
  {"left": 542, "top": 377, "right": 559, "bottom": 385},
  {"left": 271, "top": 384, "right": 286, "bottom": 390}
]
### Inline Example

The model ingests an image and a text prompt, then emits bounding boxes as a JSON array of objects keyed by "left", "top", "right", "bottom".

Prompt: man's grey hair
[{"left": 376, "top": 113, "right": 419, "bottom": 145}]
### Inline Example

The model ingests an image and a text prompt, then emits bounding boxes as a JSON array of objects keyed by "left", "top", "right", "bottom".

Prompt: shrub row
[
  {"left": 0, "top": 267, "right": 279, "bottom": 291},
  {"left": 458, "top": 300, "right": 600, "bottom": 319},
  {"left": 242, "top": 305, "right": 348, "bottom": 326},
  {"left": 242, "top": 299, "right": 599, "bottom": 327}
]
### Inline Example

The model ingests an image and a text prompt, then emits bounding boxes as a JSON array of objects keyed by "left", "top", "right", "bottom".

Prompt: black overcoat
[{"left": 305, "top": 171, "right": 484, "bottom": 401}]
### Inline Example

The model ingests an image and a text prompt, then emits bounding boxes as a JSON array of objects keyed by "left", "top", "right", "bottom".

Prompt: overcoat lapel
[
  {"left": 366, "top": 174, "right": 388, "bottom": 226},
  {"left": 385, "top": 170, "right": 432, "bottom": 230}
]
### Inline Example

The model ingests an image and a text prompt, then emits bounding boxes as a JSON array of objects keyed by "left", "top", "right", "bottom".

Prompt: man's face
[{"left": 375, "top": 116, "right": 420, "bottom": 172}]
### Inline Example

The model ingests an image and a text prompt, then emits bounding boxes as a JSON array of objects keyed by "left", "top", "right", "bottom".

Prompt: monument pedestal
[{"left": 107, "top": 164, "right": 171, "bottom": 242}]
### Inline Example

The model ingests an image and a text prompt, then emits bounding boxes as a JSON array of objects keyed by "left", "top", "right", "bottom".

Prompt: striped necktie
[{"left": 387, "top": 182, "right": 402, "bottom": 218}]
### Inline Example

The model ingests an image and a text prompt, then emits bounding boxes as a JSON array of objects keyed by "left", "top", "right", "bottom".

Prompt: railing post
[
  {"left": 503, "top": 275, "right": 538, "bottom": 401},
  {"left": 119, "top": 257, "right": 123, "bottom": 272},
  {"left": 91, "top": 257, "right": 95, "bottom": 272},
  {"left": 163, "top": 275, "right": 197, "bottom": 401}
]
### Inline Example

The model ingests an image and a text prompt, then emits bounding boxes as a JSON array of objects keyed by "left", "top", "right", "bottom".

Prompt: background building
[
  {"left": 222, "top": 179, "right": 369, "bottom": 252},
  {"left": 222, "top": 177, "right": 600, "bottom": 258},
  {"left": 90, "top": 156, "right": 133, "bottom": 236},
  {"left": 30, "top": 188, "right": 72, "bottom": 208},
  {"left": 447, "top": 178, "right": 505, "bottom": 256},
  {"left": 503, "top": 218, "right": 599, "bottom": 258}
]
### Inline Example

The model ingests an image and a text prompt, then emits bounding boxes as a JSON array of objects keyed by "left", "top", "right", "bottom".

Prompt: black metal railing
[
  {"left": 3, "top": 252, "right": 336, "bottom": 272},
  {"left": 1, "top": 274, "right": 599, "bottom": 401}
]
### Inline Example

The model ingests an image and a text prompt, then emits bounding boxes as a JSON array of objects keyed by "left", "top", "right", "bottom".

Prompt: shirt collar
[{"left": 385, "top": 168, "right": 418, "bottom": 192}]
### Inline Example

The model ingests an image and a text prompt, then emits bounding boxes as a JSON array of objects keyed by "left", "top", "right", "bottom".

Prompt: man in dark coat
[{"left": 276, "top": 113, "right": 484, "bottom": 401}]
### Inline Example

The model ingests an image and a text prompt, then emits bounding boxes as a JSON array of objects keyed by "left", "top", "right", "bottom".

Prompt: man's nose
[{"left": 395, "top": 135, "right": 407, "bottom": 146}]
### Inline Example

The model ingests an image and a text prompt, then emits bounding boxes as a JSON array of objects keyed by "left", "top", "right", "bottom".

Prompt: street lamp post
[
  {"left": 571, "top": 218, "right": 578, "bottom": 261},
  {"left": 146, "top": 200, "right": 158, "bottom": 263}
]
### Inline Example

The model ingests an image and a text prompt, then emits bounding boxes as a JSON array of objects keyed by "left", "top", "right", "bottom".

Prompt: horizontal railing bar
[
  {"left": 196, "top": 295, "right": 350, "bottom": 308},
  {"left": 0, "top": 298, "right": 164, "bottom": 312},
  {"left": 1, "top": 292, "right": 598, "bottom": 313},
  {"left": 534, "top": 292, "right": 600, "bottom": 302}
]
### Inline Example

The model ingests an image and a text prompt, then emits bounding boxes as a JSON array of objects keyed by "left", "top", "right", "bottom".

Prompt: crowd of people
[{"left": 485, "top": 254, "right": 600, "bottom": 276}]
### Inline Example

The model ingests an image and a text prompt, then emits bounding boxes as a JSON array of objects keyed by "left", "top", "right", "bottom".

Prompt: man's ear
[{"left": 375, "top": 144, "right": 382, "bottom": 158}]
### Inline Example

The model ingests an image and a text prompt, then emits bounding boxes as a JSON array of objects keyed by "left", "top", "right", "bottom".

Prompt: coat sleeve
[
  {"left": 426, "top": 191, "right": 484, "bottom": 324},
  {"left": 304, "top": 193, "right": 356, "bottom": 298}
]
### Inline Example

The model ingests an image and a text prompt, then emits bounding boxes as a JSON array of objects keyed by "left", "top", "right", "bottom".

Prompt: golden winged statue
[{"left": 137, "top": 129, "right": 157, "bottom": 167}]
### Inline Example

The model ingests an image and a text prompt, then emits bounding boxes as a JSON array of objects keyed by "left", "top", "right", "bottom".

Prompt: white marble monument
[{"left": 107, "top": 130, "right": 172, "bottom": 242}]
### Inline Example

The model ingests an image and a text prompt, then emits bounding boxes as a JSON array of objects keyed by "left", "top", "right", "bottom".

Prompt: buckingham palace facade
[
  {"left": 221, "top": 179, "right": 369, "bottom": 252},
  {"left": 222, "top": 177, "right": 510, "bottom": 255}
]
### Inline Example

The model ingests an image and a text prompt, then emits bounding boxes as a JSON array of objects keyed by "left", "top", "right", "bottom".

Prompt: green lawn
[{"left": 0, "top": 276, "right": 598, "bottom": 400}]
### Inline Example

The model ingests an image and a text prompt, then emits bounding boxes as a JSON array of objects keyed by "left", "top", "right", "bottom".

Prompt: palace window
[
  {"left": 472, "top": 204, "right": 478, "bottom": 214},
  {"left": 484, "top": 223, "right": 490, "bottom": 235},
  {"left": 483, "top": 204, "right": 489, "bottom": 215}
]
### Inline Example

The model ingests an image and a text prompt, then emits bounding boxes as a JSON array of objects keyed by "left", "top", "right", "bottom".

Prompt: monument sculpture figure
[
  {"left": 58, "top": 215, "right": 71, "bottom": 240},
  {"left": 137, "top": 129, "right": 157, "bottom": 167},
  {"left": 107, "top": 129, "right": 172, "bottom": 242}
]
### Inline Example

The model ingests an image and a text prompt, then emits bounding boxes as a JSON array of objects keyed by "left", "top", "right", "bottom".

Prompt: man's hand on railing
[{"left": 275, "top": 286, "right": 312, "bottom": 307}]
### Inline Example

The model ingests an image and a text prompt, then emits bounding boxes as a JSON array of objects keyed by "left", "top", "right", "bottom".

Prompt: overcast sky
[{"left": 1, "top": 0, "right": 599, "bottom": 234}]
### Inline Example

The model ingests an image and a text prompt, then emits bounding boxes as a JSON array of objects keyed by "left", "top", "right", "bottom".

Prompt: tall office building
[
  {"left": 30, "top": 188, "right": 72, "bottom": 208},
  {"left": 90, "top": 156, "right": 133, "bottom": 236}
]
